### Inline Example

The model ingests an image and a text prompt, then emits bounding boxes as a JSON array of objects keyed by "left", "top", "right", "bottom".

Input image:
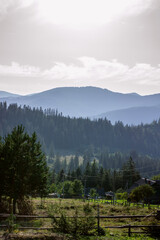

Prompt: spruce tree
[{"left": 1, "top": 125, "right": 48, "bottom": 213}]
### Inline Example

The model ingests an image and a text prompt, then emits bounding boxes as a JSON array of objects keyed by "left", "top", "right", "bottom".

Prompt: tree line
[
  {"left": 47, "top": 150, "right": 160, "bottom": 178},
  {"left": 49, "top": 157, "right": 141, "bottom": 196}
]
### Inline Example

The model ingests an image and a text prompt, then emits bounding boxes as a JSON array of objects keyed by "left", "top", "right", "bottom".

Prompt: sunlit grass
[{"left": 0, "top": 198, "right": 159, "bottom": 239}]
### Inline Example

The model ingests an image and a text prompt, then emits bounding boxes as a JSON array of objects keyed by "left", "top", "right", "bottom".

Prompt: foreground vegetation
[{"left": 1, "top": 198, "right": 160, "bottom": 239}]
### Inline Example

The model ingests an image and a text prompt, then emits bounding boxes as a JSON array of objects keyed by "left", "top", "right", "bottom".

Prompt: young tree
[
  {"left": 63, "top": 181, "right": 73, "bottom": 197},
  {"left": 1, "top": 125, "right": 48, "bottom": 213},
  {"left": 72, "top": 179, "right": 83, "bottom": 196},
  {"left": 89, "top": 188, "right": 98, "bottom": 198},
  {"left": 122, "top": 157, "right": 140, "bottom": 189}
]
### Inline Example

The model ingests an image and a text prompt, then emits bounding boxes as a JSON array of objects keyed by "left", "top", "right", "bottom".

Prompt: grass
[{"left": 0, "top": 198, "right": 159, "bottom": 239}]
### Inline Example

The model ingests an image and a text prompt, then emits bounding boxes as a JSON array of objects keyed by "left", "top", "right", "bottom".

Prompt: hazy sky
[{"left": 0, "top": 0, "right": 160, "bottom": 95}]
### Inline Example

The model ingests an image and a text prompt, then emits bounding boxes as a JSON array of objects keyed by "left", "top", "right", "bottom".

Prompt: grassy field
[{"left": 0, "top": 198, "right": 160, "bottom": 239}]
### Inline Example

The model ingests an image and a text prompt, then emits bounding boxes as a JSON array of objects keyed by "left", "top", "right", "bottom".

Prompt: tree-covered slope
[
  {"left": 1, "top": 87, "right": 160, "bottom": 124},
  {"left": 95, "top": 105, "right": 160, "bottom": 125},
  {"left": 0, "top": 102, "right": 160, "bottom": 157}
]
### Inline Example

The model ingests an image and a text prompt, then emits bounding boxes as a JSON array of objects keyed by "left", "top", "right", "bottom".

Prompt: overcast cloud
[{"left": 0, "top": 0, "right": 160, "bottom": 95}]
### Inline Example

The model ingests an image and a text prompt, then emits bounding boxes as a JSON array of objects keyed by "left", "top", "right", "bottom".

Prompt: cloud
[
  {"left": 125, "top": 63, "right": 160, "bottom": 85},
  {"left": 0, "top": 0, "right": 15, "bottom": 19},
  {"left": 0, "top": 57, "right": 160, "bottom": 95},
  {"left": 43, "top": 57, "right": 160, "bottom": 87},
  {"left": 43, "top": 57, "right": 129, "bottom": 82},
  {"left": 0, "top": 0, "right": 35, "bottom": 20},
  {"left": 35, "top": 0, "right": 154, "bottom": 26},
  {"left": 0, "top": 0, "right": 155, "bottom": 29},
  {"left": 0, "top": 62, "right": 40, "bottom": 77},
  {"left": 123, "top": 0, "right": 154, "bottom": 16}
]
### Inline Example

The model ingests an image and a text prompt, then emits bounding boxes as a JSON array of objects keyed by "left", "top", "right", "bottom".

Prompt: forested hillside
[
  {"left": 0, "top": 102, "right": 160, "bottom": 158},
  {"left": 1, "top": 87, "right": 160, "bottom": 125}
]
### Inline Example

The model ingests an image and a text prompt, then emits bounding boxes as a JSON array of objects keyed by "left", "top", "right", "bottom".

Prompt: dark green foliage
[
  {"left": 1, "top": 102, "right": 160, "bottom": 197},
  {"left": 122, "top": 157, "right": 140, "bottom": 189},
  {"left": 72, "top": 179, "right": 83, "bottom": 196},
  {"left": 1, "top": 102, "right": 160, "bottom": 158},
  {"left": 129, "top": 184, "right": 155, "bottom": 203},
  {"left": 83, "top": 203, "right": 92, "bottom": 214},
  {"left": 53, "top": 179, "right": 84, "bottom": 197},
  {"left": 52, "top": 211, "right": 71, "bottom": 234},
  {"left": 51, "top": 207, "right": 97, "bottom": 236},
  {"left": 0, "top": 125, "right": 49, "bottom": 213},
  {"left": 89, "top": 189, "right": 98, "bottom": 198},
  {"left": 152, "top": 174, "right": 160, "bottom": 180},
  {"left": 50, "top": 157, "right": 141, "bottom": 195}
]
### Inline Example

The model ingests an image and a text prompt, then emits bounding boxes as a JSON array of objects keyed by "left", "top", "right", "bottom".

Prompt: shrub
[
  {"left": 129, "top": 184, "right": 154, "bottom": 203},
  {"left": 51, "top": 207, "right": 98, "bottom": 236},
  {"left": 47, "top": 202, "right": 61, "bottom": 216},
  {"left": 83, "top": 203, "right": 92, "bottom": 214},
  {"left": 52, "top": 210, "right": 71, "bottom": 234}
]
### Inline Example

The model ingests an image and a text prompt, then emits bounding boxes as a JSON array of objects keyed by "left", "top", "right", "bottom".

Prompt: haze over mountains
[
  {"left": 0, "top": 87, "right": 160, "bottom": 125},
  {"left": 0, "top": 91, "right": 20, "bottom": 98}
]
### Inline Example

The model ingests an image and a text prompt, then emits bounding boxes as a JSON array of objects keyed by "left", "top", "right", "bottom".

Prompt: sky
[{"left": 0, "top": 0, "right": 160, "bottom": 95}]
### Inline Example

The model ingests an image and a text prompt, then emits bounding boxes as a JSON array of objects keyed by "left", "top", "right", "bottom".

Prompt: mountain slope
[
  {"left": 94, "top": 105, "right": 160, "bottom": 125},
  {"left": 0, "top": 87, "right": 160, "bottom": 124},
  {"left": 0, "top": 91, "right": 20, "bottom": 98},
  {"left": 1, "top": 103, "right": 160, "bottom": 157}
]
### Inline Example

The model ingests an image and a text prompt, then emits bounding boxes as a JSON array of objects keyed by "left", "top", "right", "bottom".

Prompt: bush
[
  {"left": 83, "top": 203, "right": 92, "bottom": 214},
  {"left": 51, "top": 206, "right": 98, "bottom": 236},
  {"left": 89, "top": 189, "right": 98, "bottom": 198},
  {"left": 129, "top": 184, "right": 154, "bottom": 203},
  {"left": 116, "top": 192, "right": 128, "bottom": 200},
  {"left": 52, "top": 211, "right": 71, "bottom": 234}
]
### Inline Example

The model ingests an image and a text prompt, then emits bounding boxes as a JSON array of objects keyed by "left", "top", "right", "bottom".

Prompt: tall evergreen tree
[
  {"left": 122, "top": 157, "right": 140, "bottom": 190},
  {"left": 1, "top": 125, "right": 48, "bottom": 213}
]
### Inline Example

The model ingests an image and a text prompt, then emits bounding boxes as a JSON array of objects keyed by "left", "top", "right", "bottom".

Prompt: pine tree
[
  {"left": 122, "top": 157, "right": 140, "bottom": 189},
  {"left": 1, "top": 125, "right": 48, "bottom": 213}
]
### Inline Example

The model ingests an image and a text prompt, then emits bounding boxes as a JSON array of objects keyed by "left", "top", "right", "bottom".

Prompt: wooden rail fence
[{"left": 0, "top": 209, "right": 160, "bottom": 237}]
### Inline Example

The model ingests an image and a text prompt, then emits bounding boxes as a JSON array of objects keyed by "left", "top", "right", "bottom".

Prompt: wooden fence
[{"left": 0, "top": 209, "right": 160, "bottom": 237}]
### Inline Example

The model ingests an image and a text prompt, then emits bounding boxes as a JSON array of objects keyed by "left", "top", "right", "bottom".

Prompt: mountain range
[{"left": 0, "top": 87, "right": 160, "bottom": 125}]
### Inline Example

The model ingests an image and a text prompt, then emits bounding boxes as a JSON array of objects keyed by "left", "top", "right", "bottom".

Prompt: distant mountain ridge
[
  {"left": 0, "top": 86, "right": 160, "bottom": 125},
  {"left": 0, "top": 91, "right": 20, "bottom": 98},
  {"left": 94, "top": 105, "right": 160, "bottom": 125}
]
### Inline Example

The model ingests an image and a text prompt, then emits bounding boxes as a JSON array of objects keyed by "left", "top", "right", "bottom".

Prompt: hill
[
  {"left": 0, "top": 102, "right": 160, "bottom": 157},
  {"left": 0, "top": 87, "right": 160, "bottom": 125},
  {"left": 0, "top": 90, "right": 20, "bottom": 98},
  {"left": 95, "top": 105, "right": 160, "bottom": 125}
]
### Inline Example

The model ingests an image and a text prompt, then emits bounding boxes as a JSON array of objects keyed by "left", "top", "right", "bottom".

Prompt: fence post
[
  {"left": 128, "top": 224, "right": 131, "bottom": 237},
  {"left": 97, "top": 203, "right": 100, "bottom": 235}
]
